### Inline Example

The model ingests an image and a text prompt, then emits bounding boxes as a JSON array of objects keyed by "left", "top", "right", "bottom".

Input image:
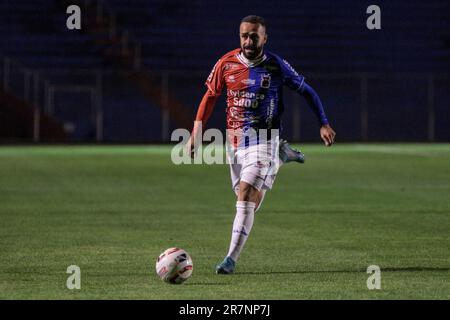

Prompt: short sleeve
[
  {"left": 279, "top": 58, "right": 305, "bottom": 92},
  {"left": 205, "top": 59, "right": 225, "bottom": 96}
]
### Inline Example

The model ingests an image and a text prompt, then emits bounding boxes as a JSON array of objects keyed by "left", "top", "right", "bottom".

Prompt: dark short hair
[{"left": 240, "top": 15, "right": 266, "bottom": 29}]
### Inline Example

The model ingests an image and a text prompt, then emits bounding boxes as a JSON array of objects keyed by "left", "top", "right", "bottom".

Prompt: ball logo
[
  {"left": 179, "top": 265, "right": 193, "bottom": 274},
  {"left": 157, "top": 266, "right": 168, "bottom": 277}
]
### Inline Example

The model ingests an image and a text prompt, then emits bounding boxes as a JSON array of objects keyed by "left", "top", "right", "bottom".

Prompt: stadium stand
[{"left": 0, "top": 0, "right": 449, "bottom": 142}]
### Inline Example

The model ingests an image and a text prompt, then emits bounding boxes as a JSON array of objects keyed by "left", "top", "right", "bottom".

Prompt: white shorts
[{"left": 228, "top": 142, "right": 281, "bottom": 195}]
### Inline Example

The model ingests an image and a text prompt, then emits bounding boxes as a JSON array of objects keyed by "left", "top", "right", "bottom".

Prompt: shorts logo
[
  {"left": 260, "top": 74, "right": 271, "bottom": 89},
  {"left": 255, "top": 160, "right": 268, "bottom": 168}
]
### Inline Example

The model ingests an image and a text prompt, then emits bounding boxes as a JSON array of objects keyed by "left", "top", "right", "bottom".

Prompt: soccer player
[{"left": 187, "top": 15, "right": 336, "bottom": 274}]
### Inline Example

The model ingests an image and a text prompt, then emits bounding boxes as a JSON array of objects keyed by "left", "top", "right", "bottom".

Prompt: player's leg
[
  {"left": 254, "top": 189, "right": 266, "bottom": 213},
  {"left": 217, "top": 144, "right": 276, "bottom": 274},
  {"left": 228, "top": 181, "right": 260, "bottom": 262},
  {"left": 234, "top": 188, "right": 265, "bottom": 212},
  {"left": 216, "top": 180, "right": 262, "bottom": 274},
  {"left": 233, "top": 186, "right": 265, "bottom": 211}
]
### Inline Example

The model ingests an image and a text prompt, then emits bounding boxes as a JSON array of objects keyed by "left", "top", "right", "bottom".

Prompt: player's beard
[{"left": 242, "top": 45, "right": 263, "bottom": 60}]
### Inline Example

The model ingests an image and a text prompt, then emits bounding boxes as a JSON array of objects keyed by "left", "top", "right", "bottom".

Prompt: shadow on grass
[
  {"left": 185, "top": 282, "right": 232, "bottom": 286},
  {"left": 238, "top": 266, "right": 450, "bottom": 275}
]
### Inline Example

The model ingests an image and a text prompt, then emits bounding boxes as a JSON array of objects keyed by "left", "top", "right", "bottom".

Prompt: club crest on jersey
[{"left": 260, "top": 74, "right": 271, "bottom": 89}]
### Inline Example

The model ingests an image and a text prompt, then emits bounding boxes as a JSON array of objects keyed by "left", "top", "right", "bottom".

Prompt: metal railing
[
  {"left": 1, "top": 58, "right": 101, "bottom": 141},
  {"left": 1, "top": 61, "right": 449, "bottom": 142}
]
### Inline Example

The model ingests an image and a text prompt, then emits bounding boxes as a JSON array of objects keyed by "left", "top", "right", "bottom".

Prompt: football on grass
[{"left": 155, "top": 247, "right": 193, "bottom": 284}]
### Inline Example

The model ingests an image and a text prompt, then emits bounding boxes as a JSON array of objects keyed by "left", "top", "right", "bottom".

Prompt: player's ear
[{"left": 264, "top": 33, "right": 268, "bottom": 45}]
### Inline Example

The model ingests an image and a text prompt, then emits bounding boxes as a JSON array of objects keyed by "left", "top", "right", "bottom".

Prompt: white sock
[{"left": 227, "top": 201, "right": 256, "bottom": 262}]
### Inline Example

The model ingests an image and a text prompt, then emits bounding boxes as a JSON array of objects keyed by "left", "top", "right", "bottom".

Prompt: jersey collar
[{"left": 236, "top": 51, "right": 267, "bottom": 68}]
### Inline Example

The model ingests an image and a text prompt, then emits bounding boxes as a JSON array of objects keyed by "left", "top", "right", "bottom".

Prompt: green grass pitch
[{"left": 0, "top": 144, "right": 449, "bottom": 299}]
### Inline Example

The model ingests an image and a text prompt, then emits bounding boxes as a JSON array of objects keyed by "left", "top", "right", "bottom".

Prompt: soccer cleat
[
  {"left": 279, "top": 139, "right": 305, "bottom": 163},
  {"left": 215, "top": 256, "right": 236, "bottom": 274}
]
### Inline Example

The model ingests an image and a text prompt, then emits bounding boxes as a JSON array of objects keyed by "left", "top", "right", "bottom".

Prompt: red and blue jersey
[{"left": 205, "top": 48, "right": 306, "bottom": 132}]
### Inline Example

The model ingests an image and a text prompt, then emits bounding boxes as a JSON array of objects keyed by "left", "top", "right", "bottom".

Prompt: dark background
[{"left": 0, "top": 0, "right": 449, "bottom": 143}]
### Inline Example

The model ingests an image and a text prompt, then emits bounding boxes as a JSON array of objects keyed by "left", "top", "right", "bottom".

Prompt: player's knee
[{"left": 238, "top": 182, "right": 259, "bottom": 203}]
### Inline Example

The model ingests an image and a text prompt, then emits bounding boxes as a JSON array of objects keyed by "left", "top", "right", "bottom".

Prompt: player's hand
[{"left": 320, "top": 124, "right": 336, "bottom": 146}]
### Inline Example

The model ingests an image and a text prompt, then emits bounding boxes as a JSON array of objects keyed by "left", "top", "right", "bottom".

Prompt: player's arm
[
  {"left": 299, "top": 82, "right": 336, "bottom": 146},
  {"left": 190, "top": 89, "right": 219, "bottom": 140},
  {"left": 280, "top": 57, "right": 336, "bottom": 146},
  {"left": 188, "top": 58, "right": 224, "bottom": 156},
  {"left": 187, "top": 90, "right": 219, "bottom": 157}
]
